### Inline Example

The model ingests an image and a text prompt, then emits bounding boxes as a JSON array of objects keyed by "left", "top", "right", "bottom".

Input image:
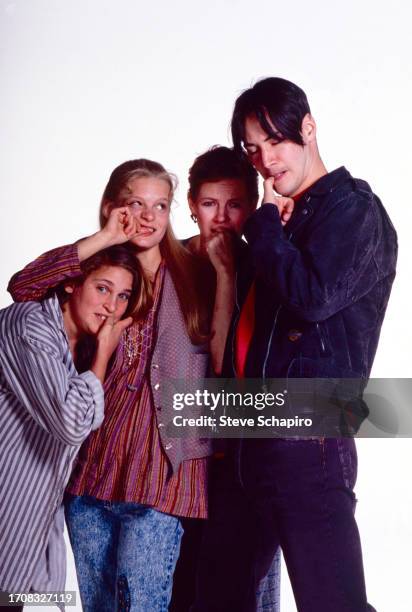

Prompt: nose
[
  {"left": 214, "top": 204, "right": 229, "bottom": 224},
  {"left": 140, "top": 203, "right": 155, "bottom": 222},
  {"left": 103, "top": 294, "right": 117, "bottom": 314},
  {"left": 261, "top": 145, "right": 276, "bottom": 170}
]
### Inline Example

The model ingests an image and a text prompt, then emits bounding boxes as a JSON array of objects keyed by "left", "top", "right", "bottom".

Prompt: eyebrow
[
  {"left": 244, "top": 133, "right": 283, "bottom": 147},
  {"left": 94, "top": 279, "right": 132, "bottom": 291},
  {"left": 126, "top": 197, "right": 169, "bottom": 205},
  {"left": 93, "top": 278, "right": 114, "bottom": 285}
]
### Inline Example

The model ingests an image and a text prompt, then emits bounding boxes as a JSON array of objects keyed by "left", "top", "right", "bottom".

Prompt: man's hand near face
[{"left": 263, "top": 177, "right": 294, "bottom": 225}]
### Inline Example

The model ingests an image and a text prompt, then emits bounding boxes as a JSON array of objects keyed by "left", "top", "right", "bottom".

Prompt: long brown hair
[
  {"left": 80, "top": 245, "right": 151, "bottom": 320},
  {"left": 57, "top": 244, "right": 152, "bottom": 321},
  {"left": 99, "top": 159, "right": 209, "bottom": 344}
]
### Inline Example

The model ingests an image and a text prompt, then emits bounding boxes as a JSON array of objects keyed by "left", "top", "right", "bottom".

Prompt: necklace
[
  {"left": 123, "top": 325, "right": 143, "bottom": 366},
  {"left": 123, "top": 265, "right": 162, "bottom": 367},
  {"left": 123, "top": 308, "right": 156, "bottom": 367}
]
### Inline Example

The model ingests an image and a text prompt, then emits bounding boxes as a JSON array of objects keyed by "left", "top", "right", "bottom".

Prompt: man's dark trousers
[{"left": 194, "top": 437, "right": 376, "bottom": 612}]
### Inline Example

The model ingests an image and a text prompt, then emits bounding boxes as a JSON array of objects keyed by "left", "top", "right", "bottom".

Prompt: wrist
[
  {"left": 77, "top": 230, "right": 114, "bottom": 262},
  {"left": 91, "top": 353, "right": 110, "bottom": 383},
  {"left": 215, "top": 266, "right": 235, "bottom": 280},
  {"left": 99, "top": 227, "right": 119, "bottom": 247},
  {"left": 94, "top": 339, "right": 114, "bottom": 361}
]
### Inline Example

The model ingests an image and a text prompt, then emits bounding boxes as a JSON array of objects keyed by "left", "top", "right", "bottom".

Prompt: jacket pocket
[
  {"left": 285, "top": 357, "right": 367, "bottom": 436},
  {"left": 286, "top": 355, "right": 362, "bottom": 379}
]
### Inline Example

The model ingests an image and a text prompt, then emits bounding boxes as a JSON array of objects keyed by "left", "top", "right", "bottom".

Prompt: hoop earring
[{"left": 190, "top": 213, "right": 198, "bottom": 223}]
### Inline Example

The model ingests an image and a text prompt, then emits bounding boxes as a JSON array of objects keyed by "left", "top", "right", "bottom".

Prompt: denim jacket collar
[
  {"left": 284, "top": 167, "right": 353, "bottom": 237},
  {"left": 305, "top": 166, "right": 351, "bottom": 198}
]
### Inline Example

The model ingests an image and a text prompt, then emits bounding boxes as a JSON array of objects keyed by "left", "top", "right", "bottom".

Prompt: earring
[{"left": 190, "top": 213, "right": 198, "bottom": 223}]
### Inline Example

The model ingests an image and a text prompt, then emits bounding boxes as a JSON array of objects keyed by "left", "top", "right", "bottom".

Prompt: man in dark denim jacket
[{"left": 193, "top": 78, "right": 397, "bottom": 611}]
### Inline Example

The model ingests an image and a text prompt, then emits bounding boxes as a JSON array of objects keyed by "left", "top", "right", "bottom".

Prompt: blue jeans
[
  {"left": 64, "top": 495, "right": 183, "bottom": 612},
  {"left": 193, "top": 438, "right": 375, "bottom": 612},
  {"left": 256, "top": 548, "right": 281, "bottom": 611}
]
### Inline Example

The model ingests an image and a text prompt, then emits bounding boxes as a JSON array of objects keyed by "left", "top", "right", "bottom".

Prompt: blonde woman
[{"left": 8, "top": 159, "right": 212, "bottom": 612}]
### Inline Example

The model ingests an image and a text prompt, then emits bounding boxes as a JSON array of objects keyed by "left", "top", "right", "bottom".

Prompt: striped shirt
[
  {"left": 8, "top": 244, "right": 209, "bottom": 519},
  {"left": 0, "top": 295, "right": 104, "bottom": 593}
]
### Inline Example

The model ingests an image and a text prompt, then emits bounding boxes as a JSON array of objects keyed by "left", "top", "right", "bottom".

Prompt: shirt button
[
  {"left": 165, "top": 443, "right": 173, "bottom": 450},
  {"left": 302, "top": 208, "right": 308, "bottom": 215},
  {"left": 154, "top": 383, "right": 160, "bottom": 390},
  {"left": 152, "top": 363, "right": 159, "bottom": 369},
  {"left": 158, "top": 422, "right": 164, "bottom": 428}
]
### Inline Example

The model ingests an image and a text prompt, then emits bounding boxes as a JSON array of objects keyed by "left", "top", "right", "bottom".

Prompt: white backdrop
[{"left": 1, "top": 1, "right": 411, "bottom": 610}]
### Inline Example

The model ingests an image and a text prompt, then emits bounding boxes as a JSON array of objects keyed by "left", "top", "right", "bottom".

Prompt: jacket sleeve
[
  {"left": 8, "top": 243, "right": 81, "bottom": 302},
  {"left": 0, "top": 330, "right": 104, "bottom": 446},
  {"left": 243, "top": 193, "right": 385, "bottom": 322}
]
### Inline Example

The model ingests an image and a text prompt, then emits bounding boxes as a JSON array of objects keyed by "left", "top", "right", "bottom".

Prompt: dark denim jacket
[{"left": 222, "top": 167, "right": 398, "bottom": 380}]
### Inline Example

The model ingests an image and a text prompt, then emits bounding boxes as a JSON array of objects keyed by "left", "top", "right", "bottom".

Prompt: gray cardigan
[{"left": 150, "top": 270, "right": 213, "bottom": 473}]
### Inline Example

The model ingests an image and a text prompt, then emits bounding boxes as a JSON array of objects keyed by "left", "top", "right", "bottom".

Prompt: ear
[
  {"left": 63, "top": 283, "right": 75, "bottom": 295},
  {"left": 301, "top": 113, "right": 317, "bottom": 144},
  {"left": 102, "top": 200, "right": 113, "bottom": 220},
  {"left": 188, "top": 194, "right": 197, "bottom": 216}
]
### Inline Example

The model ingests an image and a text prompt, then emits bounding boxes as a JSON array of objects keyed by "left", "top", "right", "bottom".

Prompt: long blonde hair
[{"left": 99, "top": 159, "right": 209, "bottom": 344}]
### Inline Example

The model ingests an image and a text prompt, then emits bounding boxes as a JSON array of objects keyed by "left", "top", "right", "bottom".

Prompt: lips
[
  {"left": 138, "top": 225, "right": 156, "bottom": 236},
  {"left": 211, "top": 224, "right": 231, "bottom": 233},
  {"left": 273, "top": 170, "right": 287, "bottom": 182},
  {"left": 95, "top": 313, "right": 108, "bottom": 322}
]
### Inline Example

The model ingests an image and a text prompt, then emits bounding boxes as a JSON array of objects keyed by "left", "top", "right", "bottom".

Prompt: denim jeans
[
  {"left": 193, "top": 438, "right": 375, "bottom": 612},
  {"left": 64, "top": 495, "right": 183, "bottom": 612},
  {"left": 256, "top": 548, "right": 281, "bottom": 611}
]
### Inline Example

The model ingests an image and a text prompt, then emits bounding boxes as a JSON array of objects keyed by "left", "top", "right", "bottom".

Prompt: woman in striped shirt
[
  {"left": 0, "top": 245, "right": 145, "bottom": 609},
  {"left": 8, "top": 159, "right": 213, "bottom": 612}
]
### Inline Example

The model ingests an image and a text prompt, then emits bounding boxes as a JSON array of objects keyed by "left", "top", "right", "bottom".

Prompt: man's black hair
[{"left": 231, "top": 77, "right": 311, "bottom": 155}]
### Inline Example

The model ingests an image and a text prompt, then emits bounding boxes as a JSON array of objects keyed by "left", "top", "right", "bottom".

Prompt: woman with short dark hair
[{"left": 171, "top": 146, "right": 290, "bottom": 612}]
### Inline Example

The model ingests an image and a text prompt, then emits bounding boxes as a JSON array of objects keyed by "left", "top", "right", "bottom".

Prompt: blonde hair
[{"left": 99, "top": 159, "right": 209, "bottom": 344}]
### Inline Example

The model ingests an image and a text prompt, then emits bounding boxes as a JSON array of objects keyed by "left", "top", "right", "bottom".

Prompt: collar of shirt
[{"left": 42, "top": 294, "right": 68, "bottom": 339}]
